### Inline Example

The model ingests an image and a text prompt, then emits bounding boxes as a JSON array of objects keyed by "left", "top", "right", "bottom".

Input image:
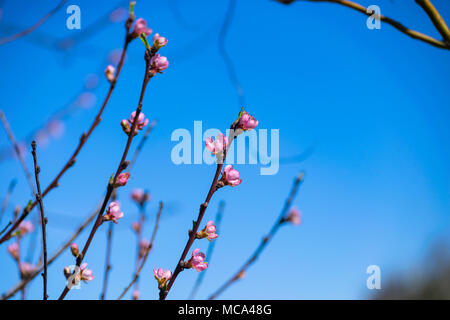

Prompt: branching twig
[
  {"left": 415, "top": 0, "right": 450, "bottom": 43},
  {"left": 31, "top": 141, "right": 48, "bottom": 300},
  {"left": 0, "top": 16, "right": 135, "bottom": 245},
  {"left": 0, "top": 0, "right": 67, "bottom": 46},
  {"left": 117, "top": 201, "right": 164, "bottom": 300},
  {"left": 208, "top": 171, "right": 305, "bottom": 300},
  {"left": 287, "top": 0, "right": 450, "bottom": 49},
  {"left": 188, "top": 200, "right": 225, "bottom": 300}
]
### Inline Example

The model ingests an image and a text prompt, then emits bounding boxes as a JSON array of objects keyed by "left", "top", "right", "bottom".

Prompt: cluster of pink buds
[
  {"left": 104, "top": 65, "right": 116, "bottom": 83},
  {"left": 237, "top": 111, "right": 258, "bottom": 131},
  {"left": 197, "top": 221, "right": 219, "bottom": 241},
  {"left": 152, "top": 33, "right": 168, "bottom": 51},
  {"left": 64, "top": 263, "right": 94, "bottom": 284},
  {"left": 114, "top": 172, "right": 130, "bottom": 187},
  {"left": 7, "top": 242, "right": 19, "bottom": 260},
  {"left": 121, "top": 111, "right": 149, "bottom": 136},
  {"left": 17, "top": 221, "right": 34, "bottom": 236},
  {"left": 285, "top": 207, "right": 301, "bottom": 225},
  {"left": 103, "top": 201, "right": 124, "bottom": 223},
  {"left": 217, "top": 165, "right": 242, "bottom": 188},
  {"left": 70, "top": 243, "right": 79, "bottom": 257},
  {"left": 131, "top": 18, "right": 152, "bottom": 39},
  {"left": 205, "top": 133, "right": 228, "bottom": 155},
  {"left": 138, "top": 239, "right": 150, "bottom": 258},
  {"left": 19, "top": 262, "right": 35, "bottom": 278},
  {"left": 149, "top": 54, "right": 169, "bottom": 75},
  {"left": 185, "top": 248, "right": 208, "bottom": 272},
  {"left": 131, "top": 188, "right": 150, "bottom": 206},
  {"left": 154, "top": 268, "right": 172, "bottom": 289}
]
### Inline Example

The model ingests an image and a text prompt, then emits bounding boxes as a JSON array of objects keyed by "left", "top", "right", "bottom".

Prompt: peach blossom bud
[
  {"left": 286, "top": 207, "right": 301, "bottom": 225},
  {"left": 104, "top": 201, "right": 124, "bottom": 224},
  {"left": 19, "top": 262, "right": 35, "bottom": 278},
  {"left": 18, "top": 221, "right": 34, "bottom": 236},
  {"left": 153, "top": 268, "right": 172, "bottom": 289},
  {"left": 139, "top": 239, "right": 150, "bottom": 258},
  {"left": 198, "top": 221, "right": 219, "bottom": 241},
  {"left": 152, "top": 33, "right": 168, "bottom": 50},
  {"left": 7, "top": 242, "right": 19, "bottom": 260},
  {"left": 130, "top": 188, "right": 150, "bottom": 206},
  {"left": 115, "top": 172, "right": 130, "bottom": 187},
  {"left": 131, "top": 221, "right": 141, "bottom": 234},
  {"left": 70, "top": 243, "right": 79, "bottom": 257},
  {"left": 238, "top": 111, "right": 258, "bottom": 131},
  {"left": 205, "top": 133, "right": 228, "bottom": 155},
  {"left": 132, "top": 18, "right": 152, "bottom": 39},
  {"left": 129, "top": 111, "right": 149, "bottom": 131},
  {"left": 104, "top": 65, "right": 116, "bottom": 83},
  {"left": 187, "top": 248, "right": 208, "bottom": 272},
  {"left": 149, "top": 54, "right": 169, "bottom": 74},
  {"left": 80, "top": 263, "right": 94, "bottom": 282},
  {"left": 121, "top": 119, "right": 131, "bottom": 134},
  {"left": 63, "top": 266, "right": 72, "bottom": 279},
  {"left": 220, "top": 165, "right": 242, "bottom": 187},
  {"left": 132, "top": 290, "right": 140, "bottom": 300},
  {"left": 237, "top": 270, "right": 246, "bottom": 279}
]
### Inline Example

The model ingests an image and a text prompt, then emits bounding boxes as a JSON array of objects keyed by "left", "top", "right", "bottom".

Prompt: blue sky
[{"left": 0, "top": 0, "right": 449, "bottom": 300}]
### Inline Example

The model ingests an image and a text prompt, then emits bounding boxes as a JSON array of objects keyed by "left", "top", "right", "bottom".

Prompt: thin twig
[
  {"left": 415, "top": 0, "right": 450, "bottom": 43},
  {"left": 100, "top": 219, "right": 114, "bottom": 300},
  {"left": 0, "top": 0, "right": 67, "bottom": 46},
  {"left": 117, "top": 201, "right": 164, "bottom": 300},
  {"left": 31, "top": 141, "right": 48, "bottom": 300},
  {"left": 188, "top": 200, "right": 225, "bottom": 300},
  {"left": 0, "top": 16, "right": 135, "bottom": 245},
  {"left": 0, "top": 179, "right": 17, "bottom": 225},
  {"left": 208, "top": 171, "right": 305, "bottom": 300},
  {"left": 291, "top": 0, "right": 450, "bottom": 49},
  {"left": 58, "top": 47, "right": 155, "bottom": 300}
]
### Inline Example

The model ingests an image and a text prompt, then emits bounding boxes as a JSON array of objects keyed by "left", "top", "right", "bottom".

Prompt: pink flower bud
[
  {"left": 153, "top": 268, "right": 172, "bottom": 289},
  {"left": 131, "top": 18, "right": 152, "bottom": 39},
  {"left": 104, "top": 201, "right": 124, "bottom": 224},
  {"left": 187, "top": 248, "right": 208, "bottom": 272},
  {"left": 238, "top": 111, "right": 258, "bottom": 131},
  {"left": 220, "top": 165, "right": 242, "bottom": 187},
  {"left": 80, "top": 263, "right": 94, "bottom": 282},
  {"left": 198, "top": 221, "right": 219, "bottom": 241},
  {"left": 286, "top": 207, "right": 301, "bottom": 225},
  {"left": 205, "top": 133, "right": 228, "bottom": 155},
  {"left": 131, "top": 221, "right": 141, "bottom": 234},
  {"left": 18, "top": 221, "right": 34, "bottom": 236},
  {"left": 150, "top": 54, "right": 169, "bottom": 74},
  {"left": 7, "top": 242, "right": 19, "bottom": 260},
  {"left": 104, "top": 65, "right": 116, "bottom": 83},
  {"left": 19, "top": 262, "right": 35, "bottom": 278},
  {"left": 63, "top": 266, "right": 72, "bottom": 279},
  {"left": 115, "top": 172, "right": 130, "bottom": 187},
  {"left": 121, "top": 119, "right": 131, "bottom": 134},
  {"left": 152, "top": 33, "right": 168, "bottom": 50},
  {"left": 70, "top": 243, "right": 79, "bottom": 257},
  {"left": 132, "top": 290, "right": 140, "bottom": 300},
  {"left": 124, "top": 111, "right": 149, "bottom": 136},
  {"left": 138, "top": 239, "right": 150, "bottom": 258},
  {"left": 130, "top": 188, "right": 150, "bottom": 206}
]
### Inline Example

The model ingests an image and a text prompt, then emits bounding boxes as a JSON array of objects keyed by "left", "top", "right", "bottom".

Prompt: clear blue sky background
[{"left": 0, "top": 0, "right": 449, "bottom": 300}]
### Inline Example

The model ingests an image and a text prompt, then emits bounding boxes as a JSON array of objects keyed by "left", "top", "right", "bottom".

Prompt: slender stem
[
  {"left": 0, "top": 17, "right": 134, "bottom": 245},
  {"left": 295, "top": 0, "right": 450, "bottom": 49},
  {"left": 31, "top": 141, "right": 48, "bottom": 300},
  {"left": 117, "top": 202, "right": 163, "bottom": 300},
  {"left": 58, "top": 48, "right": 154, "bottom": 300},
  {"left": 208, "top": 171, "right": 305, "bottom": 300},
  {"left": 1, "top": 116, "right": 156, "bottom": 300},
  {"left": 133, "top": 203, "right": 146, "bottom": 296},
  {"left": 100, "top": 221, "right": 114, "bottom": 300},
  {"left": 188, "top": 200, "right": 225, "bottom": 299},
  {"left": 0, "top": 0, "right": 67, "bottom": 46},
  {"left": 0, "top": 179, "right": 17, "bottom": 225},
  {"left": 415, "top": 0, "right": 450, "bottom": 43}
]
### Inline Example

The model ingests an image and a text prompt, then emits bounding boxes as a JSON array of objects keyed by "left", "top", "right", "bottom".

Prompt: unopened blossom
[
  {"left": 19, "top": 262, "right": 35, "bottom": 278},
  {"left": 205, "top": 133, "right": 228, "bottom": 155},
  {"left": 70, "top": 243, "right": 79, "bottom": 257},
  {"left": 286, "top": 207, "right": 301, "bottom": 225},
  {"left": 152, "top": 33, "right": 168, "bottom": 50},
  {"left": 236, "top": 270, "right": 246, "bottom": 280},
  {"left": 18, "top": 221, "right": 34, "bottom": 236},
  {"left": 63, "top": 266, "right": 72, "bottom": 279},
  {"left": 122, "top": 111, "right": 149, "bottom": 135},
  {"left": 153, "top": 268, "right": 172, "bottom": 289},
  {"left": 131, "top": 18, "right": 152, "bottom": 39},
  {"left": 139, "top": 239, "right": 150, "bottom": 258},
  {"left": 103, "top": 201, "right": 124, "bottom": 223},
  {"left": 132, "top": 290, "right": 140, "bottom": 300},
  {"left": 187, "top": 248, "right": 208, "bottom": 272},
  {"left": 150, "top": 54, "right": 169, "bottom": 75},
  {"left": 104, "top": 65, "right": 116, "bottom": 83},
  {"left": 131, "top": 221, "right": 141, "bottom": 234},
  {"left": 79, "top": 263, "right": 94, "bottom": 282},
  {"left": 7, "top": 242, "right": 19, "bottom": 260},
  {"left": 115, "top": 172, "right": 130, "bottom": 187},
  {"left": 130, "top": 188, "right": 150, "bottom": 206},
  {"left": 219, "top": 165, "right": 242, "bottom": 187},
  {"left": 197, "top": 221, "right": 218, "bottom": 241},
  {"left": 238, "top": 111, "right": 258, "bottom": 131}
]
